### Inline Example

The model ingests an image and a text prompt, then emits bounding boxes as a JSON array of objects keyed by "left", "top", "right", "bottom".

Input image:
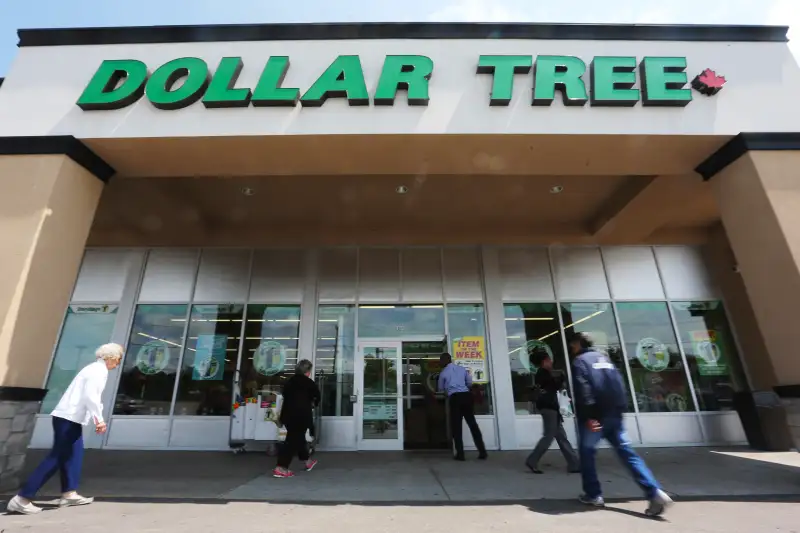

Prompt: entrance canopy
[{"left": 86, "top": 134, "right": 721, "bottom": 247}]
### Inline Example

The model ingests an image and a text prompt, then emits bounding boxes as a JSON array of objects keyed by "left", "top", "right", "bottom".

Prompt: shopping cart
[{"left": 229, "top": 389, "right": 322, "bottom": 455}]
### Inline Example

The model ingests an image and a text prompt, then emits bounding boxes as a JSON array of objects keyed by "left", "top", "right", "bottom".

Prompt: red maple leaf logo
[{"left": 692, "top": 69, "right": 726, "bottom": 96}]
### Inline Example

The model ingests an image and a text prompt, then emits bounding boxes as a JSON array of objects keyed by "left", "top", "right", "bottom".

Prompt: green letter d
[{"left": 77, "top": 59, "right": 149, "bottom": 111}]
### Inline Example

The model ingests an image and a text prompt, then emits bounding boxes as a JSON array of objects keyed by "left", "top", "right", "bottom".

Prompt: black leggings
[{"left": 277, "top": 425, "right": 310, "bottom": 469}]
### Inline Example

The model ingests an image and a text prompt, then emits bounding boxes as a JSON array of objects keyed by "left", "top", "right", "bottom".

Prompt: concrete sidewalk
[
  {"left": 5, "top": 447, "right": 800, "bottom": 504},
  {"left": 4, "top": 448, "right": 800, "bottom": 505}
]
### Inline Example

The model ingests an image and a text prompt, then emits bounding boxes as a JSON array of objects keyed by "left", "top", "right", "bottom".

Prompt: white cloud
[
  {"left": 427, "top": 0, "right": 531, "bottom": 22},
  {"left": 767, "top": 0, "right": 800, "bottom": 60}
]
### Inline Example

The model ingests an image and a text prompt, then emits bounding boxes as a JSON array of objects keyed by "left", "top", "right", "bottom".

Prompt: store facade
[
  {"left": 2, "top": 22, "right": 800, "bottom": 482},
  {"left": 27, "top": 245, "right": 747, "bottom": 452}
]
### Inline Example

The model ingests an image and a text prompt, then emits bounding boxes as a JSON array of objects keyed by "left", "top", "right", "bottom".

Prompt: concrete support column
[
  {"left": 0, "top": 146, "right": 109, "bottom": 490},
  {"left": 710, "top": 149, "right": 800, "bottom": 450}
]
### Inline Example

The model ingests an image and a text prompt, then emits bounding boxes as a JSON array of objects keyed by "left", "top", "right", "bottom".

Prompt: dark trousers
[
  {"left": 277, "top": 424, "right": 310, "bottom": 469},
  {"left": 19, "top": 416, "right": 84, "bottom": 499},
  {"left": 448, "top": 392, "right": 486, "bottom": 458},
  {"left": 526, "top": 408, "right": 579, "bottom": 470}
]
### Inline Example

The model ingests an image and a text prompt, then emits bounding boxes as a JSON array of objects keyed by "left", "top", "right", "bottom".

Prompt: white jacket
[{"left": 51, "top": 360, "right": 108, "bottom": 425}]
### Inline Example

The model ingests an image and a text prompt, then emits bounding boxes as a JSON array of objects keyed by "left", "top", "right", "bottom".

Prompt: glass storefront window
[
  {"left": 42, "top": 305, "right": 118, "bottom": 414},
  {"left": 448, "top": 304, "right": 492, "bottom": 415},
  {"left": 671, "top": 301, "right": 746, "bottom": 411},
  {"left": 173, "top": 304, "right": 245, "bottom": 416},
  {"left": 237, "top": 305, "right": 302, "bottom": 403},
  {"left": 315, "top": 305, "right": 356, "bottom": 416},
  {"left": 358, "top": 305, "right": 445, "bottom": 337},
  {"left": 616, "top": 302, "right": 693, "bottom": 413},
  {"left": 560, "top": 302, "right": 634, "bottom": 412},
  {"left": 115, "top": 304, "right": 188, "bottom": 416},
  {"left": 504, "top": 303, "right": 564, "bottom": 415}
]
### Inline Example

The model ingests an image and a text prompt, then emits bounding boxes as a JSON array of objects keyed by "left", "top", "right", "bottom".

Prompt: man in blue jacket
[{"left": 569, "top": 332, "right": 673, "bottom": 517}]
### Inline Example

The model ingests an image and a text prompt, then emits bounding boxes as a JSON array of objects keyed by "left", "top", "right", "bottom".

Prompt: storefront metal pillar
[
  {"left": 299, "top": 250, "right": 319, "bottom": 370},
  {"left": 0, "top": 137, "right": 113, "bottom": 489},
  {"left": 480, "top": 247, "right": 518, "bottom": 450},
  {"left": 699, "top": 133, "right": 800, "bottom": 451}
]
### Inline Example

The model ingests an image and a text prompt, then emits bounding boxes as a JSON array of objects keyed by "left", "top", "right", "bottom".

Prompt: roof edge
[
  {"left": 0, "top": 136, "right": 115, "bottom": 183},
  {"left": 696, "top": 133, "right": 800, "bottom": 181},
  {"left": 17, "top": 22, "right": 790, "bottom": 47}
]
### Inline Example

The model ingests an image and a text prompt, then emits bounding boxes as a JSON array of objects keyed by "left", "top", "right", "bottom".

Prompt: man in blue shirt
[
  {"left": 438, "top": 352, "right": 487, "bottom": 461},
  {"left": 569, "top": 332, "right": 673, "bottom": 517}
]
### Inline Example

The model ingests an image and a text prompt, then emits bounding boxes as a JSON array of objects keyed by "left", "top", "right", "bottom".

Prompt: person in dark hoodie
[
  {"left": 273, "top": 359, "right": 320, "bottom": 478},
  {"left": 525, "top": 351, "right": 580, "bottom": 474},
  {"left": 569, "top": 332, "right": 673, "bottom": 517}
]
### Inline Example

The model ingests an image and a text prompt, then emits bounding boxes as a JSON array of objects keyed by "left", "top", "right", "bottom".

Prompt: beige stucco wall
[
  {"left": 713, "top": 151, "right": 800, "bottom": 386},
  {"left": 0, "top": 155, "right": 102, "bottom": 388}
]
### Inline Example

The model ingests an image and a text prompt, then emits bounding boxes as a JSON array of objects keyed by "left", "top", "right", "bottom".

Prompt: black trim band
[
  {"left": 695, "top": 132, "right": 800, "bottom": 181},
  {"left": 774, "top": 385, "right": 800, "bottom": 399},
  {"left": 0, "top": 77, "right": 4, "bottom": 89},
  {"left": 17, "top": 23, "right": 789, "bottom": 47},
  {"left": 0, "top": 136, "right": 115, "bottom": 183},
  {"left": 0, "top": 386, "right": 47, "bottom": 402}
]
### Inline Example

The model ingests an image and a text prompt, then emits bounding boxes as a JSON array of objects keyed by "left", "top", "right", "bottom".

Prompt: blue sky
[{"left": 0, "top": 0, "right": 796, "bottom": 76}]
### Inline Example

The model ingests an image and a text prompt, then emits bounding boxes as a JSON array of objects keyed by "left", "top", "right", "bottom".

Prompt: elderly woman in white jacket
[{"left": 7, "top": 343, "right": 123, "bottom": 515}]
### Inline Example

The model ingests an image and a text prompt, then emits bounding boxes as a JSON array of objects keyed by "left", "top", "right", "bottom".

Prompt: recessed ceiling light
[
  {"left": 549, "top": 186, "right": 564, "bottom": 194},
  {"left": 241, "top": 187, "right": 255, "bottom": 196},
  {"left": 396, "top": 185, "right": 409, "bottom": 194}
]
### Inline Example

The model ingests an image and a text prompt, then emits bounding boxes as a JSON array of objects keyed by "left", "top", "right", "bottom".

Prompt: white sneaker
[
  {"left": 645, "top": 489, "right": 674, "bottom": 517},
  {"left": 6, "top": 495, "right": 42, "bottom": 515},
  {"left": 58, "top": 494, "right": 94, "bottom": 508},
  {"left": 578, "top": 494, "right": 605, "bottom": 507}
]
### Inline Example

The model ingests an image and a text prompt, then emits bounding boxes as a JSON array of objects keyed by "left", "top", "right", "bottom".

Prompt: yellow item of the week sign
[{"left": 453, "top": 336, "right": 488, "bottom": 384}]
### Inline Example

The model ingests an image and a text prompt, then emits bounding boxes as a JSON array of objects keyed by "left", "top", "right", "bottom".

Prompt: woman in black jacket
[
  {"left": 525, "top": 352, "right": 580, "bottom": 474},
  {"left": 273, "top": 359, "right": 321, "bottom": 478}
]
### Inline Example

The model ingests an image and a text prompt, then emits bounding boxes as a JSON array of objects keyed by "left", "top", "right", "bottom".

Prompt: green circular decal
[
  {"left": 254, "top": 341, "right": 286, "bottom": 376},
  {"left": 520, "top": 340, "right": 553, "bottom": 374},
  {"left": 196, "top": 356, "right": 221, "bottom": 379},
  {"left": 665, "top": 393, "right": 688, "bottom": 412},
  {"left": 135, "top": 340, "right": 171, "bottom": 375},
  {"left": 636, "top": 337, "right": 668, "bottom": 372}
]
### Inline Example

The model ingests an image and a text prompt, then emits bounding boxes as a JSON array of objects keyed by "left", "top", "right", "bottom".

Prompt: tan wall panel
[
  {"left": 0, "top": 155, "right": 103, "bottom": 388},
  {"left": 713, "top": 152, "right": 800, "bottom": 385},
  {"left": 704, "top": 226, "right": 774, "bottom": 390}
]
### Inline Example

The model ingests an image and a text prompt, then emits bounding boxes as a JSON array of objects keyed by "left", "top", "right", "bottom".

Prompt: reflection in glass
[
  {"left": 315, "top": 306, "right": 356, "bottom": 416},
  {"left": 402, "top": 340, "right": 449, "bottom": 449},
  {"left": 42, "top": 306, "right": 118, "bottom": 414},
  {"left": 617, "top": 302, "right": 693, "bottom": 413},
  {"left": 504, "top": 303, "right": 565, "bottom": 415},
  {"left": 560, "top": 302, "right": 634, "bottom": 412},
  {"left": 115, "top": 304, "right": 188, "bottom": 415},
  {"left": 173, "top": 304, "right": 244, "bottom": 416},
  {"left": 237, "top": 305, "right": 302, "bottom": 403},
  {"left": 358, "top": 305, "right": 445, "bottom": 337},
  {"left": 671, "top": 301, "right": 746, "bottom": 411},
  {"left": 362, "top": 346, "right": 400, "bottom": 439},
  {"left": 448, "top": 304, "right": 493, "bottom": 415}
]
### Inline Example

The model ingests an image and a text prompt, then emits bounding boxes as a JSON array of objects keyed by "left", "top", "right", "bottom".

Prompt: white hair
[{"left": 96, "top": 343, "right": 124, "bottom": 362}]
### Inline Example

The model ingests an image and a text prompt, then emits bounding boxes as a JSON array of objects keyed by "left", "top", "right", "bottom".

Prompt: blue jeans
[
  {"left": 19, "top": 416, "right": 84, "bottom": 498},
  {"left": 578, "top": 416, "right": 660, "bottom": 499}
]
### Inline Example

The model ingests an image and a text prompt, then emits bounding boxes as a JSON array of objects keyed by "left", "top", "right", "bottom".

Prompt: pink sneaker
[
  {"left": 272, "top": 468, "right": 295, "bottom": 478},
  {"left": 305, "top": 459, "right": 318, "bottom": 472}
]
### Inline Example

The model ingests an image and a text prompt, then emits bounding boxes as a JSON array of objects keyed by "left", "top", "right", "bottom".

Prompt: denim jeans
[{"left": 578, "top": 416, "right": 660, "bottom": 499}]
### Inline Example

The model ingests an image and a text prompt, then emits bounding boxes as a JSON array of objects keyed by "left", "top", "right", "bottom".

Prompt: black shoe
[
  {"left": 478, "top": 452, "right": 488, "bottom": 460},
  {"left": 527, "top": 464, "right": 544, "bottom": 474},
  {"left": 454, "top": 455, "right": 466, "bottom": 461},
  {"left": 568, "top": 468, "right": 581, "bottom": 474}
]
